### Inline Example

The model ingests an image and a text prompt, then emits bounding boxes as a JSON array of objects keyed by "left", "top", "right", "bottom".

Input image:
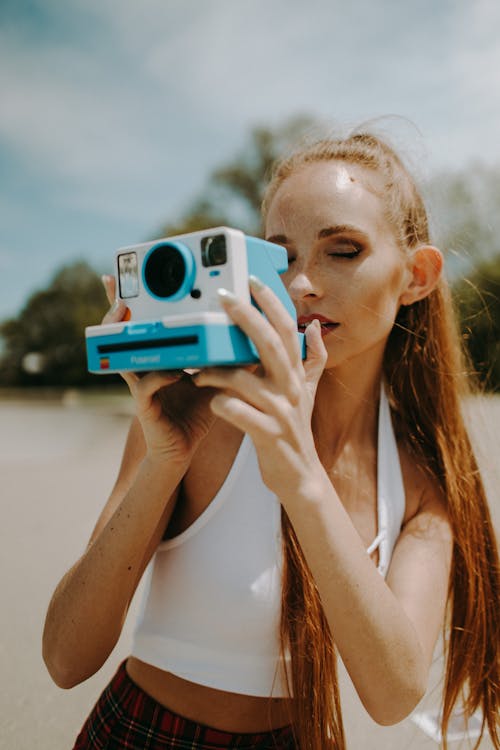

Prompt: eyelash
[
  {"left": 286, "top": 242, "right": 363, "bottom": 264},
  {"left": 329, "top": 241, "right": 363, "bottom": 258},
  {"left": 329, "top": 249, "right": 361, "bottom": 259}
]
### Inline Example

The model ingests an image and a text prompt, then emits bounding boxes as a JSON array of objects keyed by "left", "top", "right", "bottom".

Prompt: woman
[{"left": 43, "top": 133, "right": 500, "bottom": 749}]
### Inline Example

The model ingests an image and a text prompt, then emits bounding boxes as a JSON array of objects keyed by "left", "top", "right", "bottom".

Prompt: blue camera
[{"left": 85, "top": 227, "right": 306, "bottom": 373}]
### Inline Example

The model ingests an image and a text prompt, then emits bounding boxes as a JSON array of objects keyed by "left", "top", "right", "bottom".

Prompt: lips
[{"left": 297, "top": 314, "right": 340, "bottom": 336}]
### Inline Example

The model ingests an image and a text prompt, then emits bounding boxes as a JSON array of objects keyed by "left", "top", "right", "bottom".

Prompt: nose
[{"left": 285, "top": 263, "right": 323, "bottom": 302}]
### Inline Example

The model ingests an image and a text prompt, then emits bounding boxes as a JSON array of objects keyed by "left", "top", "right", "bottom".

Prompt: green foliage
[
  {"left": 2, "top": 116, "right": 500, "bottom": 390},
  {"left": 453, "top": 254, "right": 500, "bottom": 391},
  {"left": 0, "top": 261, "right": 112, "bottom": 386},
  {"left": 428, "top": 168, "right": 500, "bottom": 391}
]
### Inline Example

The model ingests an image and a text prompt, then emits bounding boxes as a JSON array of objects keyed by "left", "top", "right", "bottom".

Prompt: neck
[{"left": 312, "top": 356, "right": 384, "bottom": 465}]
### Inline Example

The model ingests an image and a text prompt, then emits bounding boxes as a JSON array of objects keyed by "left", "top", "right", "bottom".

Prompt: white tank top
[{"left": 131, "top": 385, "right": 406, "bottom": 697}]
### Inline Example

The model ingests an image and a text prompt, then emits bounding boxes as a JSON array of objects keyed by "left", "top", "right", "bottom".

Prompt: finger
[
  {"left": 101, "top": 275, "right": 116, "bottom": 305},
  {"left": 101, "top": 298, "right": 128, "bottom": 324},
  {"left": 303, "top": 320, "right": 328, "bottom": 397},
  {"left": 135, "top": 371, "right": 183, "bottom": 400},
  {"left": 194, "top": 367, "right": 275, "bottom": 413},
  {"left": 124, "top": 371, "right": 183, "bottom": 411},
  {"left": 210, "top": 392, "right": 280, "bottom": 439},
  {"left": 119, "top": 370, "right": 140, "bottom": 392},
  {"left": 248, "top": 276, "right": 303, "bottom": 370},
  {"left": 217, "top": 290, "right": 293, "bottom": 386}
]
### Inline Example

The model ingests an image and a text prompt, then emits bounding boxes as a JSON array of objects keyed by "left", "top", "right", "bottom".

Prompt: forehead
[{"left": 265, "top": 161, "right": 390, "bottom": 240}]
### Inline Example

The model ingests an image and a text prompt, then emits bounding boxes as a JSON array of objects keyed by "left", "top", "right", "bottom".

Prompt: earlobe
[{"left": 399, "top": 246, "right": 443, "bottom": 306}]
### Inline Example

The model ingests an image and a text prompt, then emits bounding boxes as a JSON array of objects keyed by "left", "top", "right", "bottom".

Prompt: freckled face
[{"left": 265, "top": 161, "right": 411, "bottom": 371}]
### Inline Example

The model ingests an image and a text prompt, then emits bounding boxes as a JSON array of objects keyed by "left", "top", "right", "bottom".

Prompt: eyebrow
[
  {"left": 266, "top": 233, "right": 288, "bottom": 244},
  {"left": 317, "top": 224, "right": 366, "bottom": 239},
  {"left": 266, "top": 225, "right": 369, "bottom": 244}
]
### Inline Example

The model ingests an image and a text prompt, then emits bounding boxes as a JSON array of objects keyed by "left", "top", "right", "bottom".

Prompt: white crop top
[{"left": 131, "top": 385, "right": 406, "bottom": 697}]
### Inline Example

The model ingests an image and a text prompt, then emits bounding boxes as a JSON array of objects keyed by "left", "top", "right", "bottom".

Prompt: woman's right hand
[{"left": 101, "top": 275, "right": 218, "bottom": 465}]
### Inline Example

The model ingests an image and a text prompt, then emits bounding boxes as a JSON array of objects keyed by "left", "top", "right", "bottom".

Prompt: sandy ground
[{"left": 0, "top": 390, "right": 498, "bottom": 750}]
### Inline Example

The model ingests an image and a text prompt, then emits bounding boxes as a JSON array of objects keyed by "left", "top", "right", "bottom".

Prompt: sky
[{"left": 1, "top": 0, "right": 500, "bottom": 322}]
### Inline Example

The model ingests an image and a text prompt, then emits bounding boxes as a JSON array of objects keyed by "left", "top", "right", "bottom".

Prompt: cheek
[{"left": 345, "top": 262, "right": 405, "bottom": 332}]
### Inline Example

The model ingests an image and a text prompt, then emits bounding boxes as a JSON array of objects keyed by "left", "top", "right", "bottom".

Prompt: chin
[
  {"left": 321, "top": 337, "right": 351, "bottom": 369},
  {"left": 322, "top": 352, "right": 345, "bottom": 371}
]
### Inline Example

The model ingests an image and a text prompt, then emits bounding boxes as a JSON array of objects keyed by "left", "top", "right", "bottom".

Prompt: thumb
[
  {"left": 303, "top": 319, "right": 327, "bottom": 397},
  {"left": 102, "top": 298, "right": 128, "bottom": 324},
  {"left": 101, "top": 274, "right": 116, "bottom": 305}
]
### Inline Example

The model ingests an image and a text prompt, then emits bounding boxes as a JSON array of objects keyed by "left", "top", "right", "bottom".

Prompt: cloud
[
  {"left": 0, "top": 33, "right": 163, "bottom": 180},
  {"left": 0, "top": 24, "right": 221, "bottom": 223},
  {"left": 3, "top": 0, "right": 500, "bottom": 210},
  {"left": 448, "top": 0, "right": 500, "bottom": 106},
  {"left": 1, "top": 0, "right": 500, "bottom": 321}
]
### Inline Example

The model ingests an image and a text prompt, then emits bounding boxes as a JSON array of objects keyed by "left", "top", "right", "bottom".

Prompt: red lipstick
[{"left": 297, "top": 314, "right": 339, "bottom": 338}]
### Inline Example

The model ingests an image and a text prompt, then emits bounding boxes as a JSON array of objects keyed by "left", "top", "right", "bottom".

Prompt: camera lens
[
  {"left": 201, "top": 234, "right": 227, "bottom": 267},
  {"left": 143, "top": 242, "right": 194, "bottom": 299}
]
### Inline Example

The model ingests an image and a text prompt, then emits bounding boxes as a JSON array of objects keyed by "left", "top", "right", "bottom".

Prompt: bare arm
[
  {"left": 43, "top": 282, "right": 217, "bottom": 688},
  {"left": 194, "top": 280, "right": 453, "bottom": 724},
  {"left": 42, "top": 417, "right": 185, "bottom": 688},
  {"left": 281, "top": 473, "right": 452, "bottom": 724}
]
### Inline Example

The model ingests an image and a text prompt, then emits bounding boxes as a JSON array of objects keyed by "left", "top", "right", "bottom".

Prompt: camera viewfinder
[
  {"left": 201, "top": 235, "right": 227, "bottom": 267},
  {"left": 118, "top": 252, "right": 140, "bottom": 299}
]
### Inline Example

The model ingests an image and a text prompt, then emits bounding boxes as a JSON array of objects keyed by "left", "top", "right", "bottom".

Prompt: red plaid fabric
[{"left": 72, "top": 661, "right": 296, "bottom": 749}]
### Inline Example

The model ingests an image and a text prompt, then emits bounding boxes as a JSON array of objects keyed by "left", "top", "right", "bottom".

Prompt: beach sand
[{"left": 1, "top": 390, "right": 498, "bottom": 749}]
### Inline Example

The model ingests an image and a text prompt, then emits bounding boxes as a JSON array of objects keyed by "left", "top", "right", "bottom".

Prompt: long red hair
[{"left": 262, "top": 134, "right": 500, "bottom": 749}]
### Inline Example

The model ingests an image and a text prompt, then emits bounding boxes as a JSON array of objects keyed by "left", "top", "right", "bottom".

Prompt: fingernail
[
  {"left": 101, "top": 274, "right": 113, "bottom": 287},
  {"left": 249, "top": 275, "right": 266, "bottom": 292},
  {"left": 217, "top": 288, "right": 238, "bottom": 304},
  {"left": 306, "top": 319, "right": 321, "bottom": 333}
]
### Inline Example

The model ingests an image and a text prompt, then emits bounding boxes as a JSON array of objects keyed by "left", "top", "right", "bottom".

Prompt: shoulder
[
  {"left": 386, "top": 443, "right": 454, "bottom": 670},
  {"left": 395, "top": 446, "right": 453, "bottom": 580},
  {"left": 397, "top": 440, "right": 449, "bottom": 526}
]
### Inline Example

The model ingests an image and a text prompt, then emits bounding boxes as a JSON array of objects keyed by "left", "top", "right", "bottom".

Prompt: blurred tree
[
  {"left": 427, "top": 167, "right": 500, "bottom": 390},
  {"left": 0, "top": 261, "right": 113, "bottom": 387},
  {"left": 158, "top": 197, "right": 231, "bottom": 238},
  {"left": 1, "top": 116, "right": 499, "bottom": 390},
  {"left": 426, "top": 164, "right": 500, "bottom": 280},
  {"left": 158, "top": 114, "right": 322, "bottom": 237},
  {"left": 452, "top": 254, "right": 500, "bottom": 391}
]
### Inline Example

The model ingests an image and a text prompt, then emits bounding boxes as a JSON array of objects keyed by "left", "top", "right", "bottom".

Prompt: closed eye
[
  {"left": 327, "top": 238, "right": 364, "bottom": 258},
  {"left": 329, "top": 249, "right": 361, "bottom": 259}
]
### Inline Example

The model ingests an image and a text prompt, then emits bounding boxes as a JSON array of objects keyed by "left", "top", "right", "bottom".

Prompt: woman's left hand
[{"left": 193, "top": 277, "right": 328, "bottom": 501}]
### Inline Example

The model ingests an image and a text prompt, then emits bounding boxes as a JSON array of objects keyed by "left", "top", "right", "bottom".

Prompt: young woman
[{"left": 43, "top": 133, "right": 500, "bottom": 750}]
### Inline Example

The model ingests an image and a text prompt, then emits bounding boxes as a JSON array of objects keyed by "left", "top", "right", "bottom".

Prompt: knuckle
[
  {"left": 272, "top": 394, "right": 295, "bottom": 423},
  {"left": 266, "top": 335, "right": 283, "bottom": 360},
  {"left": 287, "top": 381, "right": 302, "bottom": 406},
  {"left": 232, "top": 368, "right": 251, "bottom": 389},
  {"left": 261, "top": 419, "right": 282, "bottom": 440}
]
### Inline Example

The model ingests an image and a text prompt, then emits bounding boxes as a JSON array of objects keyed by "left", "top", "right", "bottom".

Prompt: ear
[{"left": 399, "top": 245, "right": 443, "bottom": 306}]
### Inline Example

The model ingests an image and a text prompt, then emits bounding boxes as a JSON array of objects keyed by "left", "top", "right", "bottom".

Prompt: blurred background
[
  {"left": 0, "top": 1, "right": 498, "bottom": 748},
  {"left": 1, "top": 0, "right": 499, "bottom": 389}
]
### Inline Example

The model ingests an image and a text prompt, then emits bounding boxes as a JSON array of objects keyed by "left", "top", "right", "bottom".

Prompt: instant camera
[{"left": 85, "top": 227, "right": 305, "bottom": 373}]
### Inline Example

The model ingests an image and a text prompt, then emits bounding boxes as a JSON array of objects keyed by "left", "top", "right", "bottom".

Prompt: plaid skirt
[{"left": 72, "top": 661, "right": 296, "bottom": 749}]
